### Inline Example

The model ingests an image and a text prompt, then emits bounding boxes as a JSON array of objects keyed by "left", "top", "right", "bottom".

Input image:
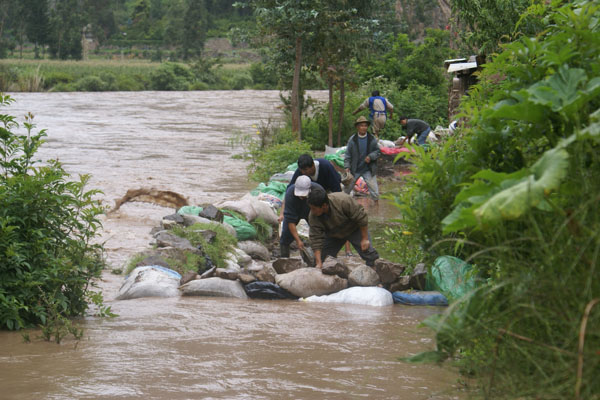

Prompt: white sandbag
[
  {"left": 378, "top": 139, "right": 396, "bottom": 148},
  {"left": 116, "top": 266, "right": 181, "bottom": 300},
  {"left": 180, "top": 277, "right": 248, "bottom": 299},
  {"left": 303, "top": 286, "right": 393, "bottom": 307},
  {"left": 217, "top": 198, "right": 258, "bottom": 221},
  {"left": 237, "top": 240, "right": 271, "bottom": 261},
  {"left": 325, "top": 145, "right": 344, "bottom": 155},
  {"left": 275, "top": 268, "right": 347, "bottom": 298},
  {"left": 242, "top": 193, "right": 279, "bottom": 225}
]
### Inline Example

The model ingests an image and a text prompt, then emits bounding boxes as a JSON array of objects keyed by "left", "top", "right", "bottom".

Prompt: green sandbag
[
  {"left": 223, "top": 215, "right": 257, "bottom": 240},
  {"left": 428, "top": 256, "right": 478, "bottom": 301},
  {"left": 178, "top": 206, "right": 203, "bottom": 215},
  {"left": 324, "top": 153, "right": 345, "bottom": 168},
  {"left": 286, "top": 162, "right": 298, "bottom": 171},
  {"left": 250, "top": 181, "right": 288, "bottom": 200}
]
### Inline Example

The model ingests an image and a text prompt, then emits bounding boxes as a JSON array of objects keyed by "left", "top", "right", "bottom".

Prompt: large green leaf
[{"left": 474, "top": 148, "right": 569, "bottom": 223}]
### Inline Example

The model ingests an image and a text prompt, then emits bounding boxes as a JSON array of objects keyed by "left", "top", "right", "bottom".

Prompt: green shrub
[
  {"left": 397, "top": 2, "right": 600, "bottom": 398},
  {"left": 74, "top": 75, "right": 107, "bottom": 91},
  {"left": 249, "top": 62, "right": 278, "bottom": 89},
  {"left": 149, "top": 62, "right": 192, "bottom": 90},
  {"left": 115, "top": 75, "right": 146, "bottom": 91},
  {"left": 228, "top": 72, "right": 252, "bottom": 90},
  {"left": 171, "top": 223, "right": 237, "bottom": 269},
  {"left": 0, "top": 94, "right": 106, "bottom": 331},
  {"left": 43, "top": 71, "right": 74, "bottom": 90},
  {"left": 248, "top": 140, "right": 313, "bottom": 182}
]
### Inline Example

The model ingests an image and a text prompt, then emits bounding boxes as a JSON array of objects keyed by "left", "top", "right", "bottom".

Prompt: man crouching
[{"left": 307, "top": 187, "right": 379, "bottom": 268}]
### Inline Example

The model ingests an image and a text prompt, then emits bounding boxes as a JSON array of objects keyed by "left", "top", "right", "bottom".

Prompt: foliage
[
  {"left": 354, "top": 29, "right": 454, "bottom": 92},
  {"left": 229, "top": 117, "right": 308, "bottom": 181},
  {"left": 370, "top": 220, "right": 424, "bottom": 270},
  {"left": 0, "top": 94, "right": 107, "bottom": 331},
  {"left": 248, "top": 140, "right": 312, "bottom": 183},
  {"left": 451, "top": 0, "right": 548, "bottom": 54},
  {"left": 171, "top": 222, "right": 237, "bottom": 270},
  {"left": 149, "top": 62, "right": 193, "bottom": 90},
  {"left": 47, "top": 0, "right": 85, "bottom": 60},
  {"left": 0, "top": 59, "right": 264, "bottom": 92},
  {"left": 395, "top": 2, "right": 600, "bottom": 398}
]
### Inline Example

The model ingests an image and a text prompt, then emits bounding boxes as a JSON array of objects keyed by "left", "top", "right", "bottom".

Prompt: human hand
[
  {"left": 360, "top": 238, "right": 370, "bottom": 251},
  {"left": 296, "top": 240, "right": 305, "bottom": 251},
  {"left": 278, "top": 214, "right": 284, "bottom": 223},
  {"left": 365, "top": 156, "right": 371, "bottom": 163}
]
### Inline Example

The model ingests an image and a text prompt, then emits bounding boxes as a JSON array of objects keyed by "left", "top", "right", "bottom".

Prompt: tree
[
  {"left": 308, "top": 0, "right": 393, "bottom": 146},
  {"left": 452, "top": 0, "right": 544, "bottom": 54},
  {"left": 247, "top": 0, "right": 325, "bottom": 139},
  {"left": 129, "top": 0, "right": 151, "bottom": 38},
  {"left": 23, "top": 0, "right": 50, "bottom": 58},
  {"left": 47, "top": 0, "right": 85, "bottom": 59},
  {"left": 182, "top": 0, "right": 208, "bottom": 60},
  {"left": 247, "top": 0, "right": 392, "bottom": 141}
]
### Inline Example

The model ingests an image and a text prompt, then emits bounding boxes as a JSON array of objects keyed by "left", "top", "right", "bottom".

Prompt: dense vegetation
[
  {"left": 0, "top": 94, "right": 109, "bottom": 336},
  {"left": 392, "top": 1, "right": 600, "bottom": 398},
  {"left": 0, "top": 0, "right": 250, "bottom": 60}
]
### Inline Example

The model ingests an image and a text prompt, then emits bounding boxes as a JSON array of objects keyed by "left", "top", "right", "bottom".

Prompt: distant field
[{"left": 0, "top": 58, "right": 259, "bottom": 92}]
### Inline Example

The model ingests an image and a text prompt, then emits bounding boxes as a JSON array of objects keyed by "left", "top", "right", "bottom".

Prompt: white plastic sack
[
  {"left": 116, "top": 266, "right": 181, "bottom": 300},
  {"left": 325, "top": 145, "right": 344, "bottom": 155},
  {"left": 303, "top": 286, "right": 393, "bottom": 307},
  {"left": 217, "top": 197, "right": 258, "bottom": 221},
  {"left": 378, "top": 139, "right": 396, "bottom": 148},
  {"left": 244, "top": 193, "right": 278, "bottom": 225}
]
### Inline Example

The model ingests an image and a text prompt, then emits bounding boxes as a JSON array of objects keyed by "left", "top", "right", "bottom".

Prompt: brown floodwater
[{"left": 0, "top": 91, "right": 463, "bottom": 399}]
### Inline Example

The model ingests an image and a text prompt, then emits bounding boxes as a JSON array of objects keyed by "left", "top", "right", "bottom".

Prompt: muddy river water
[{"left": 0, "top": 91, "right": 463, "bottom": 399}]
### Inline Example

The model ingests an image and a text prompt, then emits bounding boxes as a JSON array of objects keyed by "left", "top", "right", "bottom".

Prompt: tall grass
[{"left": 0, "top": 59, "right": 258, "bottom": 92}]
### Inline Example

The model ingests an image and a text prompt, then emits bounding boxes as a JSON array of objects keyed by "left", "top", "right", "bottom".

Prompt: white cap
[{"left": 294, "top": 175, "right": 312, "bottom": 197}]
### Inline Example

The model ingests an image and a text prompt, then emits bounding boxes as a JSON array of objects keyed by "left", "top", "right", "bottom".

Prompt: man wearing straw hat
[{"left": 343, "top": 116, "right": 381, "bottom": 202}]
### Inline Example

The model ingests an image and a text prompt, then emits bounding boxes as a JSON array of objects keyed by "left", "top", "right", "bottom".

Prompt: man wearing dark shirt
[
  {"left": 288, "top": 154, "right": 342, "bottom": 193},
  {"left": 396, "top": 117, "right": 431, "bottom": 146},
  {"left": 280, "top": 175, "right": 324, "bottom": 258}
]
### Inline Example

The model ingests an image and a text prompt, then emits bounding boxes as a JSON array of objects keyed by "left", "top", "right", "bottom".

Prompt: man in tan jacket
[{"left": 307, "top": 187, "right": 379, "bottom": 268}]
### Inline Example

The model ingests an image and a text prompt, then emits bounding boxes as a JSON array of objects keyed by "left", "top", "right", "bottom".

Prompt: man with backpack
[{"left": 352, "top": 90, "right": 394, "bottom": 137}]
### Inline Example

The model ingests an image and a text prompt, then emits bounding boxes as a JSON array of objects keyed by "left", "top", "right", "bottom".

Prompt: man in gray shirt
[{"left": 396, "top": 117, "right": 431, "bottom": 146}]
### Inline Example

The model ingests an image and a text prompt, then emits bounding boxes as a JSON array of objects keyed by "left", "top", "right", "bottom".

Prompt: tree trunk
[
  {"left": 291, "top": 36, "right": 302, "bottom": 140},
  {"left": 328, "top": 75, "right": 333, "bottom": 147},
  {"left": 337, "top": 77, "right": 345, "bottom": 147}
]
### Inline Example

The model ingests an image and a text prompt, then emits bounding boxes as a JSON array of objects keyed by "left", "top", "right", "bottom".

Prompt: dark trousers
[
  {"left": 279, "top": 217, "right": 306, "bottom": 258},
  {"left": 321, "top": 228, "right": 379, "bottom": 266}
]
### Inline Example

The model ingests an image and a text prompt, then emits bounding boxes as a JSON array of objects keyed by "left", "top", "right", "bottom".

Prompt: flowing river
[{"left": 0, "top": 91, "right": 463, "bottom": 399}]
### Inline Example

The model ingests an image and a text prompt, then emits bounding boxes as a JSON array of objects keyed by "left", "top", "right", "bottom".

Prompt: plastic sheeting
[
  {"left": 428, "top": 256, "right": 478, "bottom": 301},
  {"left": 392, "top": 290, "right": 448, "bottom": 306}
]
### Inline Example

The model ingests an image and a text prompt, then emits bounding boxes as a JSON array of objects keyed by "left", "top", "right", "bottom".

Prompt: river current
[{"left": 0, "top": 91, "right": 462, "bottom": 399}]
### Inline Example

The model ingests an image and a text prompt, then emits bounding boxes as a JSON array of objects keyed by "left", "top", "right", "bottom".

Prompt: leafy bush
[
  {"left": 248, "top": 140, "right": 312, "bottom": 182},
  {"left": 0, "top": 94, "right": 106, "bottom": 331},
  {"left": 397, "top": 2, "right": 600, "bottom": 398},
  {"left": 149, "top": 62, "right": 193, "bottom": 91},
  {"left": 74, "top": 75, "right": 107, "bottom": 91},
  {"left": 43, "top": 71, "right": 74, "bottom": 90}
]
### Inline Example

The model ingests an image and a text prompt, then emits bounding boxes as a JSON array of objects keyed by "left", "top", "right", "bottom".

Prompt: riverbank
[{"left": 0, "top": 58, "right": 265, "bottom": 92}]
